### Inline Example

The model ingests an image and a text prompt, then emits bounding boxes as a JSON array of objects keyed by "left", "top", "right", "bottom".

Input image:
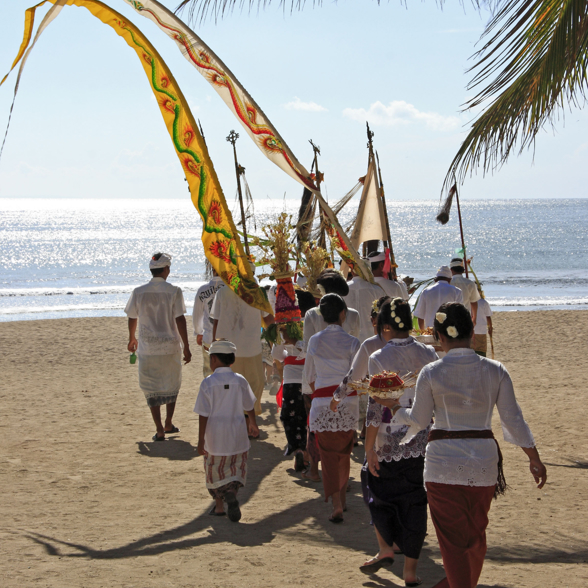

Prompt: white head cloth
[
  {"left": 367, "top": 251, "right": 386, "bottom": 263},
  {"left": 149, "top": 253, "right": 172, "bottom": 269},
  {"left": 450, "top": 258, "right": 464, "bottom": 269},
  {"left": 208, "top": 340, "right": 238, "bottom": 355},
  {"left": 436, "top": 265, "right": 452, "bottom": 279}
]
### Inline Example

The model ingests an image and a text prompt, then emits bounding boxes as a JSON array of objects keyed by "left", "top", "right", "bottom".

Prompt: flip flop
[
  {"left": 152, "top": 434, "right": 165, "bottom": 442},
  {"left": 208, "top": 506, "right": 226, "bottom": 517},
  {"left": 405, "top": 579, "right": 422, "bottom": 587},
  {"left": 359, "top": 556, "right": 395, "bottom": 574},
  {"left": 328, "top": 515, "right": 344, "bottom": 524},
  {"left": 164, "top": 425, "right": 180, "bottom": 434}
]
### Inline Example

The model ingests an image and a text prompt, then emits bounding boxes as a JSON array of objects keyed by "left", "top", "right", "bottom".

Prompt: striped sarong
[{"left": 203, "top": 451, "right": 248, "bottom": 490}]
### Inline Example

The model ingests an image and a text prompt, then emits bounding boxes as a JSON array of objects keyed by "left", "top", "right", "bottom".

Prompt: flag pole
[{"left": 227, "top": 130, "right": 250, "bottom": 257}]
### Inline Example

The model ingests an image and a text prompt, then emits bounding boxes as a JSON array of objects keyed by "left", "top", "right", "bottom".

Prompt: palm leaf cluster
[{"left": 446, "top": 0, "right": 588, "bottom": 188}]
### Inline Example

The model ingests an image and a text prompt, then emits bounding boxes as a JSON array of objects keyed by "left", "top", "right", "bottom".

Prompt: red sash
[
  {"left": 284, "top": 356, "right": 305, "bottom": 366},
  {"left": 311, "top": 384, "right": 357, "bottom": 400}
]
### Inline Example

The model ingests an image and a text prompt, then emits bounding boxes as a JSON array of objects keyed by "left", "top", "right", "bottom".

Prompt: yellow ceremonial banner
[{"left": 2, "top": 0, "right": 271, "bottom": 314}]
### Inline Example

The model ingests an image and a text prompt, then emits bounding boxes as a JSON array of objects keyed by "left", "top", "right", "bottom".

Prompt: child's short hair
[{"left": 211, "top": 352, "right": 235, "bottom": 366}]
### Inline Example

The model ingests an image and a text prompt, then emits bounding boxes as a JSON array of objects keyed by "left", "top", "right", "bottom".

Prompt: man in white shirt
[
  {"left": 413, "top": 266, "right": 464, "bottom": 330},
  {"left": 125, "top": 253, "right": 191, "bottom": 441},
  {"left": 344, "top": 268, "right": 386, "bottom": 344},
  {"left": 211, "top": 281, "right": 273, "bottom": 416},
  {"left": 450, "top": 258, "right": 480, "bottom": 324},
  {"left": 366, "top": 251, "right": 409, "bottom": 301},
  {"left": 193, "top": 268, "right": 225, "bottom": 378},
  {"left": 302, "top": 269, "right": 361, "bottom": 352}
]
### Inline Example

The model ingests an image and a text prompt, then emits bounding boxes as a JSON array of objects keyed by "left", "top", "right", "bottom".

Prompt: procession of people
[{"left": 125, "top": 250, "right": 547, "bottom": 588}]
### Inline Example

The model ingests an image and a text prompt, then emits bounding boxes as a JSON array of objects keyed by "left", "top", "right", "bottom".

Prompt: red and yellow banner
[{"left": 2, "top": 0, "right": 271, "bottom": 314}]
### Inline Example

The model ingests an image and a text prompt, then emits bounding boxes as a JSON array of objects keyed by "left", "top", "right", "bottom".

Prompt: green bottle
[{"left": 130, "top": 352, "right": 137, "bottom": 365}]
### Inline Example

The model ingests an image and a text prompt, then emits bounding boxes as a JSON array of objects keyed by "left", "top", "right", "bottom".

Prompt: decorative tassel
[{"left": 436, "top": 184, "right": 457, "bottom": 225}]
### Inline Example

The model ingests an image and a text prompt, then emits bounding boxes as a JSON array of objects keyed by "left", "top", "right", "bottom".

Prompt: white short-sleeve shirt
[
  {"left": 193, "top": 367, "right": 256, "bottom": 456},
  {"left": 124, "top": 277, "right": 186, "bottom": 355},
  {"left": 450, "top": 274, "right": 481, "bottom": 313},
  {"left": 344, "top": 277, "right": 386, "bottom": 343},
  {"left": 413, "top": 280, "right": 464, "bottom": 328},
  {"left": 374, "top": 277, "right": 408, "bottom": 301},
  {"left": 210, "top": 285, "right": 268, "bottom": 358},
  {"left": 192, "top": 276, "right": 225, "bottom": 346},
  {"left": 474, "top": 298, "right": 493, "bottom": 335}
]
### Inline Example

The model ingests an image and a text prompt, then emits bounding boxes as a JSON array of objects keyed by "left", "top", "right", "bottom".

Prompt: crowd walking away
[{"left": 125, "top": 251, "right": 548, "bottom": 585}]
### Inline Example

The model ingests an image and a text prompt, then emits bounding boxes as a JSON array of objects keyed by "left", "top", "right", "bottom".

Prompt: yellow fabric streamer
[{"left": 2, "top": 0, "right": 271, "bottom": 314}]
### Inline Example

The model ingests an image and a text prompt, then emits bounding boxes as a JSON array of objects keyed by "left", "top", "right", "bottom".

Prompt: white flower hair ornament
[
  {"left": 395, "top": 316, "right": 401, "bottom": 324},
  {"left": 399, "top": 322, "right": 404, "bottom": 328},
  {"left": 446, "top": 326, "right": 459, "bottom": 338},
  {"left": 391, "top": 311, "right": 396, "bottom": 318},
  {"left": 436, "top": 312, "right": 447, "bottom": 324},
  {"left": 371, "top": 299, "right": 380, "bottom": 314}
]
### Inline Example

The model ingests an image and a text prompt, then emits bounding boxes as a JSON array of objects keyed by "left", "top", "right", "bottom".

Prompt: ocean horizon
[{"left": 1, "top": 197, "right": 587, "bottom": 322}]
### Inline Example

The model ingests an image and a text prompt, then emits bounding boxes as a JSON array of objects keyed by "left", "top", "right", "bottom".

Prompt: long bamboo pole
[
  {"left": 454, "top": 185, "right": 468, "bottom": 278},
  {"left": 227, "top": 130, "right": 250, "bottom": 257}
]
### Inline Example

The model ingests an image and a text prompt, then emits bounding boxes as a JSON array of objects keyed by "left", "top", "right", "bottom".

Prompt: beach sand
[{"left": 1, "top": 310, "right": 587, "bottom": 587}]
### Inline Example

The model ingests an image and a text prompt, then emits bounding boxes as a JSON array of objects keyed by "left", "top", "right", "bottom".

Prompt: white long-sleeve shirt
[
  {"left": 302, "top": 305, "right": 360, "bottom": 352},
  {"left": 450, "top": 274, "right": 481, "bottom": 313},
  {"left": 393, "top": 348, "right": 536, "bottom": 487},
  {"left": 303, "top": 325, "right": 361, "bottom": 432}
]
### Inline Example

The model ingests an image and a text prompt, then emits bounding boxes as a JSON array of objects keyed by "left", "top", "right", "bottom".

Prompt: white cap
[
  {"left": 436, "top": 266, "right": 452, "bottom": 279},
  {"left": 450, "top": 258, "right": 464, "bottom": 269},
  {"left": 149, "top": 253, "right": 172, "bottom": 269},
  {"left": 367, "top": 251, "right": 386, "bottom": 263},
  {"left": 208, "top": 340, "right": 237, "bottom": 355}
]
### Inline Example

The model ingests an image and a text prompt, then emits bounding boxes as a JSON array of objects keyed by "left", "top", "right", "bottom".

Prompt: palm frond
[
  {"left": 175, "top": 0, "right": 319, "bottom": 22},
  {"left": 445, "top": 0, "right": 588, "bottom": 190}
]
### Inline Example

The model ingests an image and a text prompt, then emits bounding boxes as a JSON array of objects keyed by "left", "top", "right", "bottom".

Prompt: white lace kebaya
[
  {"left": 366, "top": 337, "right": 438, "bottom": 462},
  {"left": 303, "top": 324, "right": 360, "bottom": 433},
  {"left": 393, "top": 348, "right": 536, "bottom": 487}
]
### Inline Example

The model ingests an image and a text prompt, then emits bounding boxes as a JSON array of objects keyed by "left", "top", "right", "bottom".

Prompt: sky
[{"left": 1, "top": 0, "right": 587, "bottom": 203}]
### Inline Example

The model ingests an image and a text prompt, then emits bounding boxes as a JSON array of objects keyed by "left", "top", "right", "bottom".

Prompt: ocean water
[{"left": 1, "top": 197, "right": 587, "bottom": 322}]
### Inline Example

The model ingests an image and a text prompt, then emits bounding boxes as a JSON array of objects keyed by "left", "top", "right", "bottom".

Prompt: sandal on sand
[
  {"left": 208, "top": 506, "right": 226, "bottom": 517},
  {"left": 359, "top": 556, "right": 395, "bottom": 574},
  {"left": 164, "top": 425, "right": 180, "bottom": 434},
  {"left": 152, "top": 434, "right": 165, "bottom": 442},
  {"left": 328, "top": 515, "right": 344, "bottom": 524},
  {"left": 405, "top": 578, "right": 422, "bottom": 587},
  {"left": 225, "top": 492, "right": 241, "bottom": 522}
]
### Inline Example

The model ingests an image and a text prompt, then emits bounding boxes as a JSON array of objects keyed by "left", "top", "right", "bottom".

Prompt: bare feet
[{"left": 301, "top": 470, "right": 321, "bottom": 482}]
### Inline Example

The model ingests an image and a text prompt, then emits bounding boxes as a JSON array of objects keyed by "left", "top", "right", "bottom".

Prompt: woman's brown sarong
[
  {"left": 316, "top": 430, "right": 355, "bottom": 501},
  {"left": 426, "top": 482, "right": 495, "bottom": 588}
]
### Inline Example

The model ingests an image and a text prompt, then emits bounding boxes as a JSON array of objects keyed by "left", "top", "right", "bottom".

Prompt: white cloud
[
  {"left": 343, "top": 100, "right": 461, "bottom": 131},
  {"left": 283, "top": 96, "right": 328, "bottom": 112}
]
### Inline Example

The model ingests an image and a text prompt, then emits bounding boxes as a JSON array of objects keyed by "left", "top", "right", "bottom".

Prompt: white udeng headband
[{"left": 149, "top": 253, "right": 172, "bottom": 269}]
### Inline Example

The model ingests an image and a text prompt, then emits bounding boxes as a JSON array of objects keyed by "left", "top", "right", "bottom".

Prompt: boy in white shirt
[
  {"left": 473, "top": 295, "right": 494, "bottom": 357},
  {"left": 194, "top": 341, "right": 259, "bottom": 522}
]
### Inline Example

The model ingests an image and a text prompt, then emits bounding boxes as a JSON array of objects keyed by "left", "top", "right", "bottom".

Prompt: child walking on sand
[{"left": 194, "top": 340, "right": 259, "bottom": 522}]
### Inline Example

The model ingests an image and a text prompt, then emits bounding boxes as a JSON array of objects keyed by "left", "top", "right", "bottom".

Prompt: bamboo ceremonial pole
[
  {"left": 227, "top": 130, "right": 250, "bottom": 257},
  {"left": 453, "top": 184, "right": 469, "bottom": 278}
]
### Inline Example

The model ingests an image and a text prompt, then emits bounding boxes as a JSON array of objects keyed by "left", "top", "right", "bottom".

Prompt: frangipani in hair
[
  {"left": 446, "top": 326, "right": 459, "bottom": 338},
  {"left": 436, "top": 312, "right": 447, "bottom": 324}
]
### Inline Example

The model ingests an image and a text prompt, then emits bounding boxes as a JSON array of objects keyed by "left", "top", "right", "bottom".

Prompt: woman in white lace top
[
  {"left": 357, "top": 298, "right": 438, "bottom": 585},
  {"left": 303, "top": 294, "right": 360, "bottom": 523},
  {"left": 385, "top": 302, "right": 547, "bottom": 588}
]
